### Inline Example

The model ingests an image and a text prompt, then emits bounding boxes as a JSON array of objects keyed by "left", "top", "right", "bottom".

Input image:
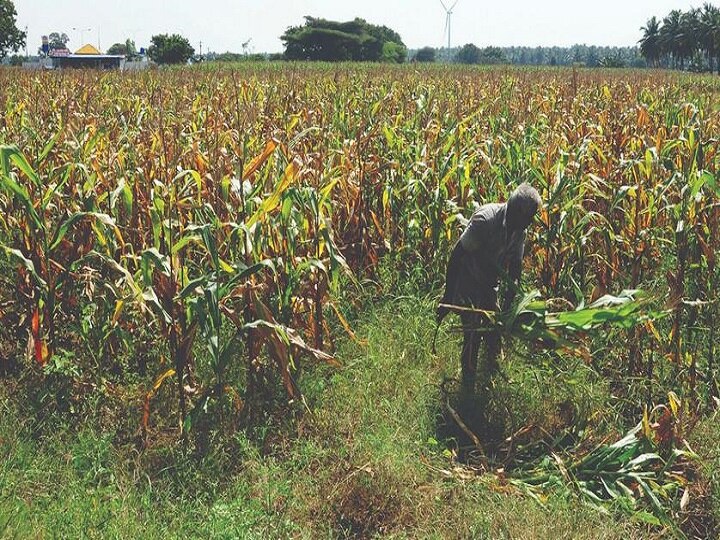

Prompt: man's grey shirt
[{"left": 458, "top": 202, "right": 526, "bottom": 287}]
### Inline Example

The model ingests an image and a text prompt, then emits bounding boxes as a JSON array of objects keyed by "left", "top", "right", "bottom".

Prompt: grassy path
[{"left": 1, "top": 296, "right": 717, "bottom": 538}]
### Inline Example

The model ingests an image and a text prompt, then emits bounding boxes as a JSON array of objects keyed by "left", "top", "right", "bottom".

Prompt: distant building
[
  {"left": 24, "top": 41, "right": 151, "bottom": 71},
  {"left": 47, "top": 44, "right": 126, "bottom": 69}
]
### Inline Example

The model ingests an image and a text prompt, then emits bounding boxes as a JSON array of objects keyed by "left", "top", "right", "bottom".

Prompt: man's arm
[{"left": 502, "top": 230, "right": 526, "bottom": 311}]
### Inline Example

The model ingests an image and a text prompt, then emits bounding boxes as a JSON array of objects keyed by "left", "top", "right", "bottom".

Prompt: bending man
[{"left": 437, "top": 183, "right": 541, "bottom": 392}]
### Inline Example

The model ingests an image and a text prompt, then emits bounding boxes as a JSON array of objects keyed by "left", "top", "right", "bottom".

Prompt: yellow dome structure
[{"left": 75, "top": 44, "right": 102, "bottom": 55}]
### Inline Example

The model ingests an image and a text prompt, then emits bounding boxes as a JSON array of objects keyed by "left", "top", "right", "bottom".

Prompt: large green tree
[
  {"left": 414, "top": 46, "right": 436, "bottom": 63},
  {"left": 147, "top": 33, "right": 194, "bottom": 64},
  {"left": 48, "top": 32, "right": 69, "bottom": 49},
  {"left": 478, "top": 46, "right": 508, "bottom": 64},
  {"left": 381, "top": 41, "right": 406, "bottom": 63},
  {"left": 0, "top": 0, "right": 26, "bottom": 59},
  {"left": 456, "top": 43, "right": 481, "bottom": 64},
  {"left": 281, "top": 17, "right": 406, "bottom": 62},
  {"left": 107, "top": 39, "right": 137, "bottom": 57}
]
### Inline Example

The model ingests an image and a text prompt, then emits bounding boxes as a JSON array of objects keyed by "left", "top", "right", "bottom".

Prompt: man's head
[{"left": 506, "top": 183, "right": 542, "bottom": 231}]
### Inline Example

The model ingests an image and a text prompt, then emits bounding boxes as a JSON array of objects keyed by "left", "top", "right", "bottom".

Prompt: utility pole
[
  {"left": 199, "top": 40, "right": 203, "bottom": 57},
  {"left": 24, "top": 26, "right": 28, "bottom": 57},
  {"left": 73, "top": 26, "right": 92, "bottom": 47}
]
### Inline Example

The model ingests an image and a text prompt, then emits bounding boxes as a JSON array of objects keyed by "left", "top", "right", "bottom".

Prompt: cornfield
[{"left": 0, "top": 64, "right": 718, "bottom": 443}]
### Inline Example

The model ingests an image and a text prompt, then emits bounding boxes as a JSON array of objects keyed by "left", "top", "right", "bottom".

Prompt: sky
[{"left": 13, "top": 0, "right": 698, "bottom": 55}]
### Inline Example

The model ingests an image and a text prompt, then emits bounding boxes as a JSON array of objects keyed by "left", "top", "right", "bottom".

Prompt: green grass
[{"left": 0, "top": 295, "right": 713, "bottom": 538}]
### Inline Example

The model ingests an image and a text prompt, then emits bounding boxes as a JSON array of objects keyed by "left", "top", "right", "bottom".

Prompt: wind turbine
[{"left": 439, "top": 0, "right": 459, "bottom": 49}]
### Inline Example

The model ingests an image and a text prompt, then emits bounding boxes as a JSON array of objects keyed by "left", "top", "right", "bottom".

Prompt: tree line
[
  {"left": 410, "top": 44, "right": 644, "bottom": 67},
  {"left": 3, "top": 1, "right": 718, "bottom": 71},
  {"left": 640, "top": 4, "right": 720, "bottom": 72}
]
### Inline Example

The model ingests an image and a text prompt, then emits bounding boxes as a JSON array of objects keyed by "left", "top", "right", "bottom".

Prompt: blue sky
[{"left": 14, "top": 0, "right": 696, "bottom": 54}]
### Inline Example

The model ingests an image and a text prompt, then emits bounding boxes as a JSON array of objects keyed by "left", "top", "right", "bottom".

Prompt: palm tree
[
  {"left": 678, "top": 8, "right": 701, "bottom": 68},
  {"left": 660, "top": 10, "right": 683, "bottom": 69},
  {"left": 639, "top": 16, "right": 662, "bottom": 67},
  {"left": 645, "top": 5, "right": 720, "bottom": 73},
  {"left": 699, "top": 3, "right": 720, "bottom": 73}
]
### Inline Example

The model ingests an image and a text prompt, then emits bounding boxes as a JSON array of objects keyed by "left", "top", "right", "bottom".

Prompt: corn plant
[
  {"left": 0, "top": 65, "right": 718, "bottom": 441},
  {"left": 0, "top": 145, "right": 121, "bottom": 364}
]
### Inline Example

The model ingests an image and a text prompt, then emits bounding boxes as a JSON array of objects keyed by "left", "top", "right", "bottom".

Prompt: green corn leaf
[
  {"left": 141, "top": 248, "right": 172, "bottom": 282},
  {"left": 0, "top": 148, "right": 43, "bottom": 230},
  {"left": 0, "top": 145, "right": 42, "bottom": 189},
  {"left": 632, "top": 511, "right": 662, "bottom": 527},
  {"left": 38, "top": 129, "right": 63, "bottom": 163},
  {"left": 142, "top": 287, "right": 172, "bottom": 324},
  {"left": 49, "top": 212, "right": 120, "bottom": 252},
  {"left": 178, "top": 276, "right": 208, "bottom": 301},
  {"left": 1, "top": 244, "right": 47, "bottom": 287}
]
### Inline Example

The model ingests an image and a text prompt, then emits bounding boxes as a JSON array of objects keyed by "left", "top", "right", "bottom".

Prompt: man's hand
[{"left": 502, "top": 282, "right": 518, "bottom": 313}]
